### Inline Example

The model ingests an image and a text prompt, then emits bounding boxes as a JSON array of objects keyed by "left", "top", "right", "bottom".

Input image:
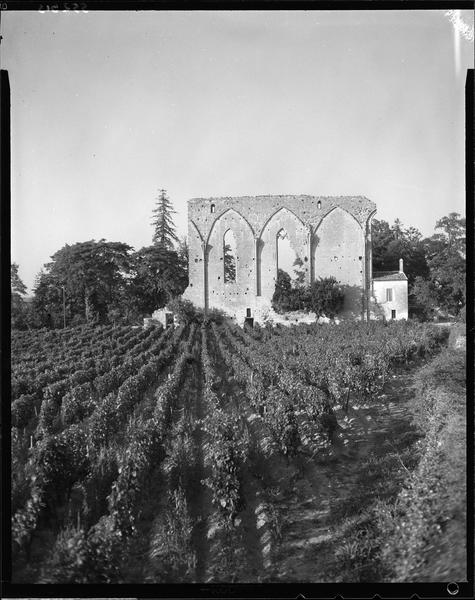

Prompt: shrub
[
  {"left": 86, "top": 515, "right": 123, "bottom": 582},
  {"left": 271, "top": 271, "right": 344, "bottom": 317},
  {"left": 11, "top": 394, "right": 36, "bottom": 429},
  {"left": 39, "top": 526, "right": 89, "bottom": 583},
  {"left": 61, "top": 383, "right": 95, "bottom": 426},
  {"left": 166, "top": 298, "right": 200, "bottom": 324},
  {"left": 148, "top": 488, "right": 196, "bottom": 582},
  {"left": 307, "top": 277, "right": 344, "bottom": 317},
  {"left": 272, "top": 269, "right": 295, "bottom": 313},
  {"left": 205, "top": 307, "right": 228, "bottom": 324}
]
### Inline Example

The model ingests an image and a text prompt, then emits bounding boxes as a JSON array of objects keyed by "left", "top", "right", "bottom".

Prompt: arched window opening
[
  {"left": 223, "top": 229, "right": 237, "bottom": 283},
  {"left": 210, "top": 203, "right": 216, "bottom": 213},
  {"left": 276, "top": 229, "right": 303, "bottom": 285},
  {"left": 317, "top": 200, "right": 321, "bottom": 209}
]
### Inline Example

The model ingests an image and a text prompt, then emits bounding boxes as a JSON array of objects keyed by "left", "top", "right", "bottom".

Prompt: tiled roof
[{"left": 373, "top": 271, "right": 408, "bottom": 281}]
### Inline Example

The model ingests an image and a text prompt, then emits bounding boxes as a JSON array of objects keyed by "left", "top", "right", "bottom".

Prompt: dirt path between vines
[
  {"left": 261, "top": 359, "right": 425, "bottom": 583},
  {"left": 189, "top": 358, "right": 211, "bottom": 582},
  {"left": 202, "top": 326, "right": 266, "bottom": 583}
]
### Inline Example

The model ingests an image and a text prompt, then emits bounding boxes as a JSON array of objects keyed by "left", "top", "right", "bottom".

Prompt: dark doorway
[
  {"left": 391, "top": 309, "right": 396, "bottom": 319},
  {"left": 244, "top": 308, "right": 253, "bottom": 328}
]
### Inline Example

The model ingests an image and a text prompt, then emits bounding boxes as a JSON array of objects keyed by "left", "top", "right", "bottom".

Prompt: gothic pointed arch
[
  {"left": 312, "top": 206, "right": 365, "bottom": 313},
  {"left": 206, "top": 208, "right": 255, "bottom": 247},
  {"left": 205, "top": 207, "right": 255, "bottom": 309},
  {"left": 313, "top": 205, "right": 363, "bottom": 234},
  {"left": 190, "top": 219, "right": 204, "bottom": 244},
  {"left": 258, "top": 206, "right": 308, "bottom": 300},
  {"left": 258, "top": 206, "right": 306, "bottom": 240}
]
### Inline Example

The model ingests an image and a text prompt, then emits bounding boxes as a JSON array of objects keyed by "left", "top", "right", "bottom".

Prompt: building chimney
[{"left": 399, "top": 258, "right": 404, "bottom": 273}]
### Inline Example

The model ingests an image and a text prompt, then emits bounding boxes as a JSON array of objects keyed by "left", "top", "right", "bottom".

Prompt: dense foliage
[
  {"left": 372, "top": 212, "right": 465, "bottom": 319},
  {"left": 12, "top": 194, "right": 188, "bottom": 329},
  {"left": 272, "top": 270, "right": 344, "bottom": 317}
]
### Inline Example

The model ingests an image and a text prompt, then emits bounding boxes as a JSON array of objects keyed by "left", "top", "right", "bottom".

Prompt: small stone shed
[{"left": 372, "top": 259, "right": 409, "bottom": 321}]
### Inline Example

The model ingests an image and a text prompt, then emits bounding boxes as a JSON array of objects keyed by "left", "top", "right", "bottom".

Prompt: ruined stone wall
[
  {"left": 182, "top": 195, "right": 377, "bottom": 319},
  {"left": 259, "top": 207, "right": 309, "bottom": 299},
  {"left": 312, "top": 207, "right": 366, "bottom": 313}
]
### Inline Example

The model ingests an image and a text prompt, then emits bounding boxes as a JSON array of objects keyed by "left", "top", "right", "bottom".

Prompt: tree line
[
  {"left": 11, "top": 200, "right": 465, "bottom": 330},
  {"left": 11, "top": 190, "right": 188, "bottom": 329}
]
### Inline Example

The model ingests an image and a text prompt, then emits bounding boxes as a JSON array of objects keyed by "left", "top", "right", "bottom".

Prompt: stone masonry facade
[{"left": 182, "top": 195, "right": 378, "bottom": 323}]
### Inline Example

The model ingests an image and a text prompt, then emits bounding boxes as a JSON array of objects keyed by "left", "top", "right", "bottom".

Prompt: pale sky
[{"left": 2, "top": 9, "right": 473, "bottom": 292}]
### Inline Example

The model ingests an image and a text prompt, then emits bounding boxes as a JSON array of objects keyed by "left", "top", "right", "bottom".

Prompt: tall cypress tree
[{"left": 152, "top": 189, "right": 179, "bottom": 250}]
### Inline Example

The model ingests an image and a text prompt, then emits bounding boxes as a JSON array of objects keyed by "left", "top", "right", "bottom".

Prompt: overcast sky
[{"left": 2, "top": 9, "right": 473, "bottom": 292}]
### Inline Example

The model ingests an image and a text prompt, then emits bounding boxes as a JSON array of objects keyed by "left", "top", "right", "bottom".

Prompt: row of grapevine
[
  {"left": 12, "top": 326, "right": 157, "bottom": 428},
  {"left": 201, "top": 324, "right": 249, "bottom": 524},
  {"left": 11, "top": 316, "right": 452, "bottom": 583},
  {"left": 145, "top": 334, "right": 202, "bottom": 582},
  {"left": 35, "top": 323, "right": 200, "bottom": 582},
  {"left": 11, "top": 323, "right": 121, "bottom": 362},
  {"left": 216, "top": 322, "right": 336, "bottom": 454},
  {"left": 76, "top": 323, "right": 187, "bottom": 450},
  {"left": 11, "top": 325, "right": 166, "bottom": 432},
  {"left": 12, "top": 324, "right": 140, "bottom": 381},
  {"left": 228, "top": 319, "right": 447, "bottom": 409},
  {"left": 12, "top": 324, "right": 191, "bottom": 562},
  {"left": 11, "top": 325, "right": 156, "bottom": 401}
]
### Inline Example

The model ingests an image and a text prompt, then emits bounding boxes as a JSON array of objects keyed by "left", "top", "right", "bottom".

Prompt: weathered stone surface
[{"left": 183, "top": 195, "right": 377, "bottom": 321}]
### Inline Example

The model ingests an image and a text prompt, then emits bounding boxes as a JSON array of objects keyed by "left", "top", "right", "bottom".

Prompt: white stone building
[{"left": 371, "top": 259, "right": 408, "bottom": 320}]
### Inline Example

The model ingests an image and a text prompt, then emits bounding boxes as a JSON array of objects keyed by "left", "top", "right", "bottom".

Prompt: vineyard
[{"left": 11, "top": 317, "right": 452, "bottom": 583}]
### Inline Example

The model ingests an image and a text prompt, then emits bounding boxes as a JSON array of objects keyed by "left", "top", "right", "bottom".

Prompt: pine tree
[
  {"left": 152, "top": 189, "right": 179, "bottom": 250},
  {"left": 11, "top": 263, "right": 27, "bottom": 296},
  {"left": 391, "top": 218, "right": 404, "bottom": 240},
  {"left": 11, "top": 263, "right": 28, "bottom": 329}
]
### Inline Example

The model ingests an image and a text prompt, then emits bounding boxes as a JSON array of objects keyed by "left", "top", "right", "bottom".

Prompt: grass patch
[
  {"left": 372, "top": 347, "right": 466, "bottom": 581},
  {"left": 316, "top": 347, "right": 465, "bottom": 582}
]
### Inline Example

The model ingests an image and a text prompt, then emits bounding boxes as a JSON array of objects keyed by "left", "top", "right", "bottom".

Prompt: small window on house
[
  {"left": 317, "top": 200, "right": 321, "bottom": 209},
  {"left": 210, "top": 203, "right": 215, "bottom": 213},
  {"left": 386, "top": 288, "right": 393, "bottom": 302},
  {"left": 246, "top": 308, "right": 251, "bottom": 318},
  {"left": 391, "top": 309, "right": 396, "bottom": 319}
]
